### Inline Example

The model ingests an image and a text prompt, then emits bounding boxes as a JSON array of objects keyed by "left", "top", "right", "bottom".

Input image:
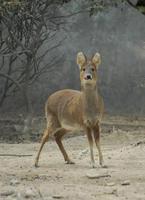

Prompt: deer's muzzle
[{"left": 84, "top": 74, "right": 93, "bottom": 80}]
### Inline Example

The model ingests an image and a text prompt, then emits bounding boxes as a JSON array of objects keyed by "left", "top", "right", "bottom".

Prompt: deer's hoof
[
  {"left": 65, "top": 160, "right": 75, "bottom": 164},
  {"left": 101, "top": 164, "right": 108, "bottom": 168},
  {"left": 91, "top": 164, "right": 96, "bottom": 168},
  {"left": 34, "top": 162, "right": 39, "bottom": 168}
]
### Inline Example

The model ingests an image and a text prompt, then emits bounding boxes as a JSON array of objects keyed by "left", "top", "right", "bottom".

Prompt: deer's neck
[{"left": 81, "top": 85, "right": 98, "bottom": 118}]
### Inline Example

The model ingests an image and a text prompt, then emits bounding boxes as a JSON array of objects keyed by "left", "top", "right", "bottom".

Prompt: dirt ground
[{"left": 0, "top": 122, "right": 145, "bottom": 200}]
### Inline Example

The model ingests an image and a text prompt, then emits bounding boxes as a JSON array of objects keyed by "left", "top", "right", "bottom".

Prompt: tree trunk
[{"left": 23, "top": 55, "right": 33, "bottom": 138}]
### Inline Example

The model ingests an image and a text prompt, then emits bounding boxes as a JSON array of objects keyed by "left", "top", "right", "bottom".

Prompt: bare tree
[{"left": 0, "top": 0, "right": 71, "bottom": 132}]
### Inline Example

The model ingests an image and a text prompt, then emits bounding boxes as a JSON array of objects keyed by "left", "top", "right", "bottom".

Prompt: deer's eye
[
  {"left": 91, "top": 68, "right": 95, "bottom": 72},
  {"left": 82, "top": 68, "right": 85, "bottom": 71}
]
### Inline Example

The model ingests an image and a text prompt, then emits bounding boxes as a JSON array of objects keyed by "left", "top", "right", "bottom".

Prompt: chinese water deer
[{"left": 35, "top": 52, "right": 106, "bottom": 168}]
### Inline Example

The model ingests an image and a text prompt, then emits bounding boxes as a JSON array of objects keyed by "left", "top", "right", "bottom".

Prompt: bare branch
[{"left": 0, "top": 72, "right": 22, "bottom": 91}]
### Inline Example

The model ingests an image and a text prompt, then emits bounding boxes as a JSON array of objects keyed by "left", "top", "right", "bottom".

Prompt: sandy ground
[{"left": 0, "top": 128, "right": 145, "bottom": 200}]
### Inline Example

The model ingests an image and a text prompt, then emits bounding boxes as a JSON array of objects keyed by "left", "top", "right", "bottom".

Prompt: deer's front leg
[
  {"left": 93, "top": 124, "right": 106, "bottom": 168},
  {"left": 85, "top": 127, "right": 95, "bottom": 168}
]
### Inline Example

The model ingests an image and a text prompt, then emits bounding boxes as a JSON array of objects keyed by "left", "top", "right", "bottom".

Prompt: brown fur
[{"left": 35, "top": 52, "right": 106, "bottom": 168}]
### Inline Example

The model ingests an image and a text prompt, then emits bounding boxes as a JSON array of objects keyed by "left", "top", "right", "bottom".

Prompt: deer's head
[{"left": 77, "top": 52, "right": 101, "bottom": 89}]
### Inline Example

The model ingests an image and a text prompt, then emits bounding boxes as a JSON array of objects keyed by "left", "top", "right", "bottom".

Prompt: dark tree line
[{"left": 88, "top": 0, "right": 145, "bottom": 15}]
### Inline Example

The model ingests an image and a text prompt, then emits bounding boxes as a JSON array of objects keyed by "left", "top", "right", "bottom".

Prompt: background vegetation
[{"left": 0, "top": 0, "right": 145, "bottom": 130}]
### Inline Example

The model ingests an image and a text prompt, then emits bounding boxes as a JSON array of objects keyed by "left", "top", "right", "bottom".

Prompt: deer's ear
[
  {"left": 92, "top": 53, "right": 101, "bottom": 67},
  {"left": 77, "top": 52, "right": 86, "bottom": 68}
]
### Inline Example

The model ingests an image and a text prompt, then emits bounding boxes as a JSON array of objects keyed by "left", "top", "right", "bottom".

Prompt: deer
[{"left": 34, "top": 52, "right": 106, "bottom": 168}]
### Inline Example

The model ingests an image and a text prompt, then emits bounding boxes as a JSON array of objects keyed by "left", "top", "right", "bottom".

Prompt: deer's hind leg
[
  {"left": 54, "top": 128, "right": 75, "bottom": 164},
  {"left": 34, "top": 115, "right": 60, "bottom": 167}
]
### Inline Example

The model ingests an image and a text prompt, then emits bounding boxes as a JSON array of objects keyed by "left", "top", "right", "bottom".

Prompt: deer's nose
[{"left": 85, "top": 74, "right": 92, "bottom": 80}]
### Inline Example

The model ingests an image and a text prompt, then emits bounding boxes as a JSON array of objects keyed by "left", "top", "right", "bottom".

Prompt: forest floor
[{"left": 0, "top": 116, "right": 145, "bottom": 200}]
